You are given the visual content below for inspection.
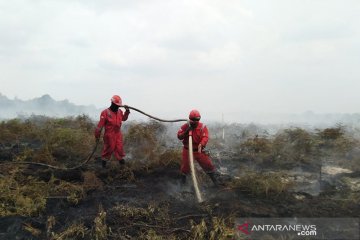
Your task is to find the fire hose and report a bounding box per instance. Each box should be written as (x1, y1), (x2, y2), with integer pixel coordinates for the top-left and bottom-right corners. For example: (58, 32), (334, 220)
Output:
(123, 105), (187, 122)
(188, 130), (204, 203)
(0, 105), (187, 170)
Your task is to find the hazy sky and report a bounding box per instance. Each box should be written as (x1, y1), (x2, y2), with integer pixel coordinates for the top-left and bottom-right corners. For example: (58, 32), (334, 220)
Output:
(1, 0), (359, 122)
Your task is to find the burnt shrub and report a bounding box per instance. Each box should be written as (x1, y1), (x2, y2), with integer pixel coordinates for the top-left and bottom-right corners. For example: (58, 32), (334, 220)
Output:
(316, 126), (356, 155)
(124, 120), (170, 164)
(0, 116), (95, 166)
(272, 128), (319, 166)
(237, 135), (273, 164)
(229, 171), (294, 197)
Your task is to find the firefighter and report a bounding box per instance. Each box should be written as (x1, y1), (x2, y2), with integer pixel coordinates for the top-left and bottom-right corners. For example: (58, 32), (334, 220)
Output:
(177, 109), (218, 186)
(95, 95), (130, 168)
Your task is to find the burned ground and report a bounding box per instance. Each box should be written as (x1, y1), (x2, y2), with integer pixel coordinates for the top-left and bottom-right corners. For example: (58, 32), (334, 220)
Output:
(0, 116), (359, 239)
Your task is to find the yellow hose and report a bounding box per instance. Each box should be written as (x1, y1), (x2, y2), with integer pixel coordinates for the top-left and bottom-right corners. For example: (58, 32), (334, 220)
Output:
(188, 131), (203, 203)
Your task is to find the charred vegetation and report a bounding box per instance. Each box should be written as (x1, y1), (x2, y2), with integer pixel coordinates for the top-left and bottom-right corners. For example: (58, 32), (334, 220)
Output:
(0, 116), (359, 239)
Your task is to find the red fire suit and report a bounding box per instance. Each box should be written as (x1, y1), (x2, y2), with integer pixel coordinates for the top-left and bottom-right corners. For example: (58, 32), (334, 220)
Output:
(177, 122), (215, 174)
(95, 108), (130, 161)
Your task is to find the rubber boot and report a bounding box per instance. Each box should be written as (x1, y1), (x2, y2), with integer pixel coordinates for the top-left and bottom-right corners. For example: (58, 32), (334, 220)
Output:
(119, 159), (125, 165)
(181, 174), (187, 184)
(101, 160), (107, 168)
(207, 172), (218, 186)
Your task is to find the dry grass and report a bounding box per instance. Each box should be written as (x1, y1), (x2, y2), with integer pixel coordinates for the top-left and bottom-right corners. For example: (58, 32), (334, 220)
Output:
(0, 169), (86, 217)
(0, 168), (48, 216)
(93, 205), (108, 240)
(23, 222), (42, 237)
(124, 120), (165, 161)
(51, 180), (85, 205)
(0, 116), (94, 167)
(190, 217), (235, 240)
(229, 171), (294, 197)
(50, 223), (87, 240)
(110, 203), (157, 223)
(1, 116), (360, 239)
(232, 126), (358, 170)
(123, 121), (181, 174)
(82, 171), (104, 191)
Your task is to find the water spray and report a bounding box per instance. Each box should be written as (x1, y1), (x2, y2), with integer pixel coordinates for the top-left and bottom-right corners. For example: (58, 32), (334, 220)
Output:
(188, 130), (204, 203)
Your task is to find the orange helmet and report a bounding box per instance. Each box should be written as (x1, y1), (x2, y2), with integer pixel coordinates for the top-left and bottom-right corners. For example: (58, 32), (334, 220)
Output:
(189, 109), (201, 121)
(111, 95), (122, 106)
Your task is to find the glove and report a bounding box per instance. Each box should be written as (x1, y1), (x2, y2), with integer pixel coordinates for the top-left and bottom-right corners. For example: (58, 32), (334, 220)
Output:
(186, 120), (192, 132)
(123, 105), (130, 112)
(198, 144), (202, 153)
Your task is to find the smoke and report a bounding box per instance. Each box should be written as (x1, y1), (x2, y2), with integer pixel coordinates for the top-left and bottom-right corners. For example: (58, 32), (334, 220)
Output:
(2, 93), (360, 126)
(2, 93), (359, 199)
(153, 122), (360, 199)
(0, 93), (100, 120)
